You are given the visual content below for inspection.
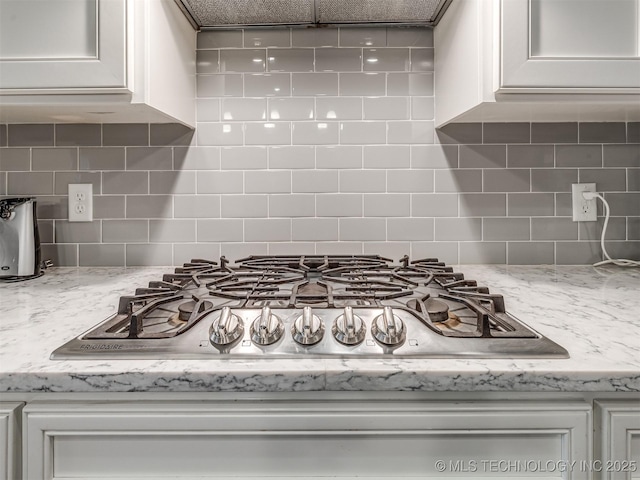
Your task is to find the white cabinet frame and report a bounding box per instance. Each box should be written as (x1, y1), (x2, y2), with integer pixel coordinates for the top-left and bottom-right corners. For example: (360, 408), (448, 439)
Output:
(0, 402), (23, 480)
(0, 0), (127, 92)
(595, 400), (640, 480)
(500, 0), (640, 92)
(23, 399), (591, 480)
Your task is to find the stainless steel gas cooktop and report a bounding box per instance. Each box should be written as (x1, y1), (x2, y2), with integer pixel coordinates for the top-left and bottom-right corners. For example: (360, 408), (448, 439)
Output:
(51, 255), (568, 359)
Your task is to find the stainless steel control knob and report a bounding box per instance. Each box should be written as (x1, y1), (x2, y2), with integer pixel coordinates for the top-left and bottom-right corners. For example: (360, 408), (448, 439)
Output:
(291, 306), (325, 346)
(371, 306), (406, 346)
(209, 306), (244, 349)
(250, 307), (284, 346)
(332, 306), (366, 346)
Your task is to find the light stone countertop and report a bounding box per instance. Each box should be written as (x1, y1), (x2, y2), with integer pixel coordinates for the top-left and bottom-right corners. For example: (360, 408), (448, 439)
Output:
(1, 265), (639, 393)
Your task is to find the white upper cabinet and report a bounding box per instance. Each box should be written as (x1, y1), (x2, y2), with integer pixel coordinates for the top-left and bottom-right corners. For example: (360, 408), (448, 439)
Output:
(0, 0), (126, 90)
(502, 0), (640, 90)
(435, 0), (640, 126)
(0, 0), (196, 126)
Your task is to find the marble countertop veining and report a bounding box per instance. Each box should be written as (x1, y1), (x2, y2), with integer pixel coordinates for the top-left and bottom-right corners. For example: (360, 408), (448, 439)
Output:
(0, 265), (639, 393)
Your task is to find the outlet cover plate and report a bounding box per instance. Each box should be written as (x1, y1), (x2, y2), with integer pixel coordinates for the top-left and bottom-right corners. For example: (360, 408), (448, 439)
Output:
(571, 183), (597, 222)
(68, 183), (93, 222)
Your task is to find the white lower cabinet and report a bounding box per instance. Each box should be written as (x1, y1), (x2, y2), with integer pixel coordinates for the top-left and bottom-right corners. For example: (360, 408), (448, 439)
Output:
(0, 402), (22, 480)
(22, 398), (592, 479)
(595, 400), (640, 480)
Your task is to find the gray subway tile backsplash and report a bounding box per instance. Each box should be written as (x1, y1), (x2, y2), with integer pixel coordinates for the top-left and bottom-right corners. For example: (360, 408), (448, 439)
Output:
(244, 73), (292, 97)
(7, 124), (54, 146)
(507, 145), (554, 168)
(102, 220), (149, 243)
(197, 219), (243, 242)
(0, 148), (30, 171)
(578, 217), (626, 242)
(55, 221), (101, 243)
(435, 218), (482, 241)
(579, 122), (626, 144)
(579, 168), (627, 192)
(603, 145), (640, 167)
(531, 123), (578, 144)
(433, 169), (480, 193)
(483, 218), (530, 241)
(387, 169), (433, 193)
(80, 147), (125, 171)
(2, 26), (638, 266)
(150, 124), (194, 146)
(556, 145), (602, 168)
(531, 217), (578, 241)
(483, 123), (530, 144)
(8, 172), (53, 195)
(531, 169), (578, 192)
(149, 219), (196, 243)
(483, 169), (530, 193)
(150, 171), (196, 195)
(102, 171), (148, 195)
(102, 124), (149, 147)
(412, 193), (458, 217)
(459, 194), (506, 217)
(32, 148), (77, 171)
(55, 124), (101, 146)
(94, 196), (125, 219)
(629, 168), (640, 191)
(79, 244), (125, 267)
(126, 244), (173, 266)
(246, 30), (291, 48)
(459, 145), (506, 169)
(174, 195), (221, 218)
(126, 195), (173, 219)
(459, 242), (506, 264)
(627, 123), (640, 143)
(363, 193), (410, 217)
(507, 193), (555, 217)
(126, 147), (172, 170)
(508, 242), (555, 265)
(270, 194), (315, 217)
(435, 123), (482, 145)
(54, 171), (100, 196)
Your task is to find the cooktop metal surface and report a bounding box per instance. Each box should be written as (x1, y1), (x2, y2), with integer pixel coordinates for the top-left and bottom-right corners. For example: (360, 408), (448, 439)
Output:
(51, 255), (568, 359)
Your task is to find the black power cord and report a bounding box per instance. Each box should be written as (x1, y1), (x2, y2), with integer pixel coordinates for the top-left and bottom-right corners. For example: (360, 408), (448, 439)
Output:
(0, 260), (53, 283)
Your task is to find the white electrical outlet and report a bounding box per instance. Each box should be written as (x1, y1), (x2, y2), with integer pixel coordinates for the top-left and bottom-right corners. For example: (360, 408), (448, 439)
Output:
(571, 183), (597, 222)
(68, 184), (93, 222)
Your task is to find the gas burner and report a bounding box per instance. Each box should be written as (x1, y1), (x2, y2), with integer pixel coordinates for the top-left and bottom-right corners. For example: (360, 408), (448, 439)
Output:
(52, 255), (568, 359)
(177, 300), (214, 322)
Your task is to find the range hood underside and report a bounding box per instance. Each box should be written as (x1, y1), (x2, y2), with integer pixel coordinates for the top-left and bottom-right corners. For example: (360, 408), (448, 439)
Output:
(176, 0), (451, 28)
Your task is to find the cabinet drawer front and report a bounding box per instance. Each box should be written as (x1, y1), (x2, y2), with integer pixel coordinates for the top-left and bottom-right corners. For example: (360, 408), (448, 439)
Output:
(23, 400), (591, 479)
(0, 0), (126, 90)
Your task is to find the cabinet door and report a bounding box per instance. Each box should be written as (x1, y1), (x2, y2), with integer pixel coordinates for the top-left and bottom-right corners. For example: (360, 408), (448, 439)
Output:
(0, 0), (126, 90)
(0, 402), (22, 480)
(23, 399), (591, 479)
(501, 0), (640, 91)
(595, 400), (640, 480)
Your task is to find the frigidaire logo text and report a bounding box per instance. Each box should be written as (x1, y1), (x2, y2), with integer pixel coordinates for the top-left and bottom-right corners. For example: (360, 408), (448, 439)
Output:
(80, 344), (123, 350)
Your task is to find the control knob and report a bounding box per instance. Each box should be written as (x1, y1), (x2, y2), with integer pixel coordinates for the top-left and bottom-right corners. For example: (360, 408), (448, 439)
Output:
(250, 307), (284, 346)
(371, 306), (406, 346)
(209, 307), (244, 350)
(291, 306), (324, 346)
(332, 306), (365, 346)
